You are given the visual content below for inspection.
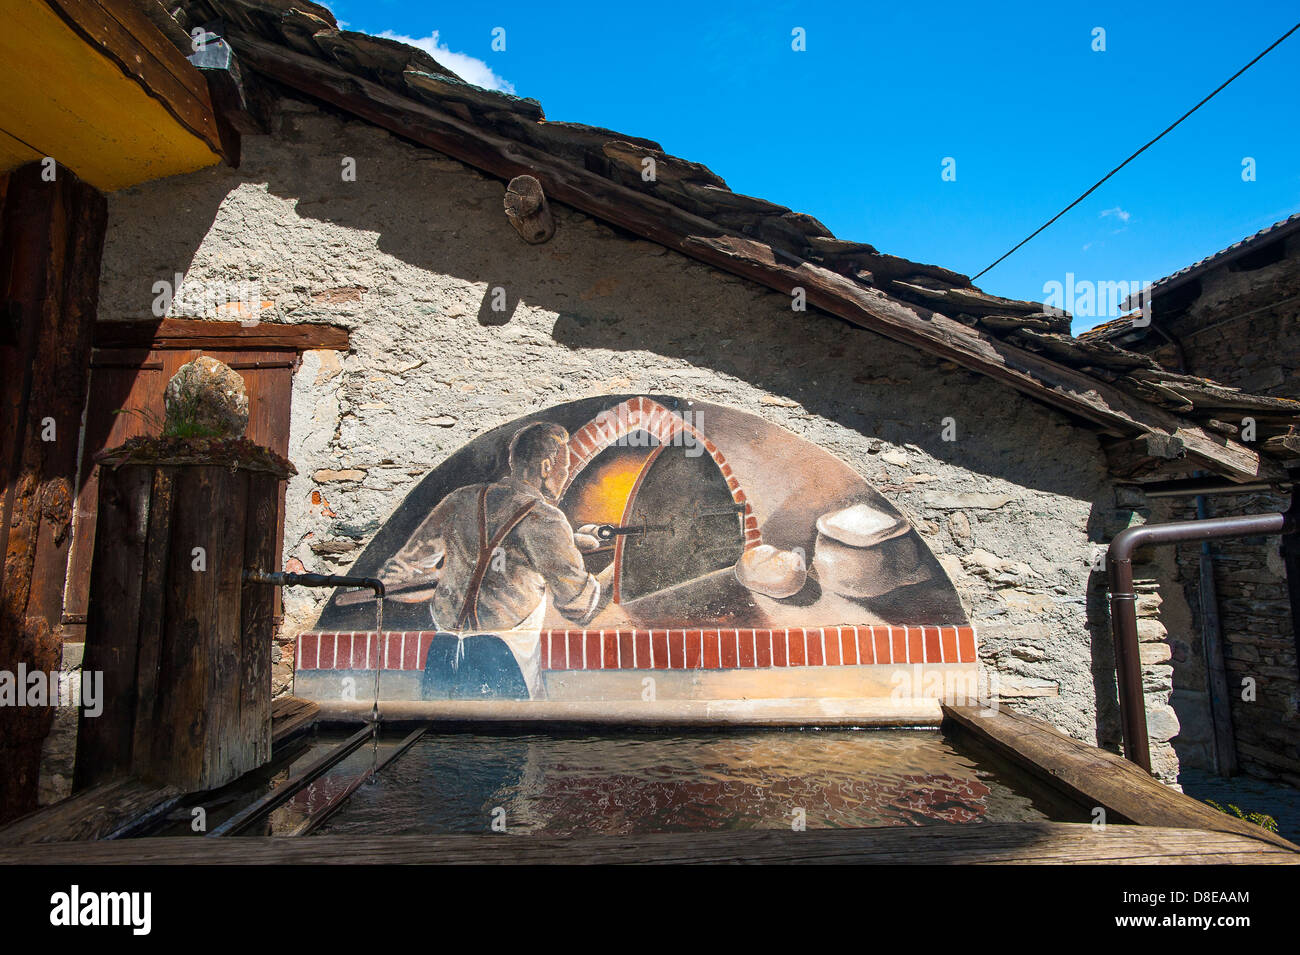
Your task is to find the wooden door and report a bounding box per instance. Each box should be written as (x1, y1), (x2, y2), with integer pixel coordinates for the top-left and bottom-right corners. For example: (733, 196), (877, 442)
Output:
(63, 347), (296, 636)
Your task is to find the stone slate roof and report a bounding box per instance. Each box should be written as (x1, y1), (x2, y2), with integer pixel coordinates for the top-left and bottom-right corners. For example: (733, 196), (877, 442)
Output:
(1079, 212), (1300, 341)
(1132, 212), (1300, 306)
(157, 0), (1300, 474)
(1077, 315), (1139, 345)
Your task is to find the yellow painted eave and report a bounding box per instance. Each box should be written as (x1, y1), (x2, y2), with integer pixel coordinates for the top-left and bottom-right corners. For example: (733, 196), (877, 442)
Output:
(0, 0), (222, 191)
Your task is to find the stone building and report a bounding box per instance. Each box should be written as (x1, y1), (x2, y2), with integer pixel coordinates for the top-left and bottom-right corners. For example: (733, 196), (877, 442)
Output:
(1082, 215), (1300, 783)
(4, 0), (1299, 821)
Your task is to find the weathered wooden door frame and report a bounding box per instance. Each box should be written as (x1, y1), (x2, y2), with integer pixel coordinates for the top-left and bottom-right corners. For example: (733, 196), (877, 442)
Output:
(0, 162), (107, 824)
(64, 320), (348, 639)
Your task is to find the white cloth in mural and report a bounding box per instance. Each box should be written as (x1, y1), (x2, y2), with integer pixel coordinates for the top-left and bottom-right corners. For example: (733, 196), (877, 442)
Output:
(496, 596), (547, 701)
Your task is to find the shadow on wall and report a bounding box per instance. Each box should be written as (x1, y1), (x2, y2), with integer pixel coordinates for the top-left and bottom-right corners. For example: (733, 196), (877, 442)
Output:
(100, 101), (1112, 503)
(1084, 531), (1121, 753)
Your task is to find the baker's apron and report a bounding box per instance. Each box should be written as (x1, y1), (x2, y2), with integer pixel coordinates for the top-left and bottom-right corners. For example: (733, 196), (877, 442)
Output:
(495, 597), (546, 700)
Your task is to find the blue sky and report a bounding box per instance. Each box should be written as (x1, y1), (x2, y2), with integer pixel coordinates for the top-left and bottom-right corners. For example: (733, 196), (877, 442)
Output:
(321, 1), (1300, 332)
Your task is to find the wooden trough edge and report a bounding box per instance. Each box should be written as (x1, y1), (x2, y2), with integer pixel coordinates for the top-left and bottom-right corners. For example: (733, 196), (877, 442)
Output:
(0, 697), (321, 847)
(0, 777), (182, 847)
(312, 696), (944, 727)
(0, 823), (1295, 865)
(941, 704), (1299, 852)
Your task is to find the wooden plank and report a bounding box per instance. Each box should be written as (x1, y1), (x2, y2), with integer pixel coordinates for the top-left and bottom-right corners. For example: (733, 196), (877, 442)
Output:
(231, 32), (1279, 483)
(1263, 434), (1300, 456)
(209, 467), (249, 789)
(149, 464), (251, 789)
(93, 318), (350, 351)
(942, 705), (1296, 849)
(62, 359), (164, 629)
(127, 466), (176, 780)
(240, 471), (278, 769)
(0, 823), (1293, 864)
(0, 777), (181, 846)
(0, 162), (107, 822)
(270, 697), (319, 747)
(239, 359), (294, 617)
(1199, 552), (1238, 775)
(74, 465), (153, 790)
(42, 0), (229, 163)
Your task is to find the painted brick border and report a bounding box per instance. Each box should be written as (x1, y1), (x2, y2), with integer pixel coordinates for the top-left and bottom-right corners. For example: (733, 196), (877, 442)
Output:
(295, 625), (977, 671)
(562, 396), (762, 551)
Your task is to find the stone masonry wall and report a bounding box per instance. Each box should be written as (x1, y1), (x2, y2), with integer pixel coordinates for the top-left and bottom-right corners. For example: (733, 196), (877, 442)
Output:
(75, 94), (1201, 794)
(1137, 242), (1300, 782)
(1143, 233), (1300, 400)
(1157, 491), (1299, 784)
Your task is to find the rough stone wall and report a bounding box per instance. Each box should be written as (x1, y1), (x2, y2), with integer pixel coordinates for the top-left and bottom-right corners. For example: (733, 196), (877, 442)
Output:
(1135, 243), (1300, 782)
(1155, 488), (1297, 783)
(1115, 499), (1214, 777)
(85, 95), (1197, 788)
(1143, 234), (1300, 400)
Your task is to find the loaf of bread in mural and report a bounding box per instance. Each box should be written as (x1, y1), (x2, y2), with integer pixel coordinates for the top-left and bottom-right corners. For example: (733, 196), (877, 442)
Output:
(298, 396), (973, 703)
(734, 544), (808, 598)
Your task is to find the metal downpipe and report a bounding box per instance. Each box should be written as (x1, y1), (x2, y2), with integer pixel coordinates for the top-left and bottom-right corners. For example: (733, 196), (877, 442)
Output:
(1107, 511), (1293, 773)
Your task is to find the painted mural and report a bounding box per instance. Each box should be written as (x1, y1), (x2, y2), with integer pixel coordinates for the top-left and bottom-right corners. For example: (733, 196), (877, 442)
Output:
(297, 396), (975, 704)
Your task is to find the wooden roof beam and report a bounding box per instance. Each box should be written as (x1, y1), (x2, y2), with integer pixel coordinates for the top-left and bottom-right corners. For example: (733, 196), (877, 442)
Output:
(230, 32), (1283, 484)
(1102, 434), (1192, 482)
(44, 0), (233, 166)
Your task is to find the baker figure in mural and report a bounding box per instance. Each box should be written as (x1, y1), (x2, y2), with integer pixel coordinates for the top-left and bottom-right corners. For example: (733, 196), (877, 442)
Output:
(380, 422), (613, 701)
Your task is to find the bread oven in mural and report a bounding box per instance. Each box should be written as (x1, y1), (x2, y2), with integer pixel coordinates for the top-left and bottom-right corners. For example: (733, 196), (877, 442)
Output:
(296, 396), (975, 706)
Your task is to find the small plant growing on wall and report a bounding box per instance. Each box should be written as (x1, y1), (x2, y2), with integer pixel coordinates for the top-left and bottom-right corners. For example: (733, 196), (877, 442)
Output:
(1204, 799), (1279, 833)
(114, 355), (249, 439)
(99, 356), (290, 474)
(113, 394), (225, 440)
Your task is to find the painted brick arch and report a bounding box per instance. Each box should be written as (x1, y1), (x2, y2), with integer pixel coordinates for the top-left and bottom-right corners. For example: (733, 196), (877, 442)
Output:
(563, 397), (762, 550)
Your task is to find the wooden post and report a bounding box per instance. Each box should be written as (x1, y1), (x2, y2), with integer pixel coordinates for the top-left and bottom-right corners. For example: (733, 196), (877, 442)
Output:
(0, 161), (107, 824)
(503, 175), (555, 244)
(1198, 546), (1237, 775)
(75, 447), (290, 792)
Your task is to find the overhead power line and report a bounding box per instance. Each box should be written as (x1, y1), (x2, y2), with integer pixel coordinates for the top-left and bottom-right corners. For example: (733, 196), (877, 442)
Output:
(972, 20), (1300, 282)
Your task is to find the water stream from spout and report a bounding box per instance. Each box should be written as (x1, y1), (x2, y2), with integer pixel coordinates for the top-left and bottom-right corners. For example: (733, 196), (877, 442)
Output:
(369, 598), (382, 782)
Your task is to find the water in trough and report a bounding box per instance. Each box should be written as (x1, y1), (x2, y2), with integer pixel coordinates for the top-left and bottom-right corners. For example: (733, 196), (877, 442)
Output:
(306, 727), (1090, 836)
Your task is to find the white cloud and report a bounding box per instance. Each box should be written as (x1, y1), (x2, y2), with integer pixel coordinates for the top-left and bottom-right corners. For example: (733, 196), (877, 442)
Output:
(377, 31), (515, 94)
(1099, 206), (1131, 223)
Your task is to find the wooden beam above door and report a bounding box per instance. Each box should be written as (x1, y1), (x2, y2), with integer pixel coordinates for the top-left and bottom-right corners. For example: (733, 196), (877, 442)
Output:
(94, 318), (350, 351)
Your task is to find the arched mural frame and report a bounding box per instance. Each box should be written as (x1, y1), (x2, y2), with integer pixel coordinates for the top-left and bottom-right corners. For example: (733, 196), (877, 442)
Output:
(297, 395), (976, 707)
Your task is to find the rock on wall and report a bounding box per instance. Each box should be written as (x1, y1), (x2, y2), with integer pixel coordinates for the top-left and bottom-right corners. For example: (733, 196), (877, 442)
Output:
(93, 96), (1170, 771)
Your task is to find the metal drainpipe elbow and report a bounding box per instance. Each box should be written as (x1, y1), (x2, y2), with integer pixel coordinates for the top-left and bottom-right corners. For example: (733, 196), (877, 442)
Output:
(1106, 510), (1294, 774)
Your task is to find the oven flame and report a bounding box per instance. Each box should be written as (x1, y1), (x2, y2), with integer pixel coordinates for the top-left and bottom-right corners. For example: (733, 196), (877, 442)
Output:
(565, 444), (656, 526)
